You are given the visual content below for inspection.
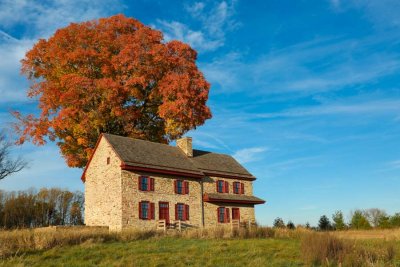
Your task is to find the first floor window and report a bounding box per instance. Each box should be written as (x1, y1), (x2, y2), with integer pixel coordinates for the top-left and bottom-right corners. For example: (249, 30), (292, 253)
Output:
(139, 201), (154, 220)
(175, 203), (189, 221)
(217, 207), (230, 223)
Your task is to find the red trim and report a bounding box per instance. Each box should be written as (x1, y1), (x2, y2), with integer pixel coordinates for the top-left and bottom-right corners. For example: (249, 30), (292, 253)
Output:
(203, 171), (256, 181)
(121, 164), (203, 179)
(203, 194), (266, 205)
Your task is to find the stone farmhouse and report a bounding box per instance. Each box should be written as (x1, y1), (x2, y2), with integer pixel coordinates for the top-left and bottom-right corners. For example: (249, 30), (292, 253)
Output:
(82, 133), (265, 231)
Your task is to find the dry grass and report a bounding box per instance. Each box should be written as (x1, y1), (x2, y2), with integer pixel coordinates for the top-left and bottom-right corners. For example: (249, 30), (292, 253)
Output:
(332, 228), (400, 240)
(301, 232), (397, 266)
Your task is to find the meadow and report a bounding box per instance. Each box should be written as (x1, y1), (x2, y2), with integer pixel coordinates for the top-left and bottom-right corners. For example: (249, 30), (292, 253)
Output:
(0, 227), (399, 266)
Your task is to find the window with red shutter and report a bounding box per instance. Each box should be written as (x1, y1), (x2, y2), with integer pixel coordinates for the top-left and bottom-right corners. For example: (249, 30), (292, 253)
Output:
(139, 201), (149, 220)
(185, 204), (189, 220)
(240, 183), (245, 194)
(217, 207), (225, 223)
(139, 176), (150, 191)
(224, 181), (229, 193)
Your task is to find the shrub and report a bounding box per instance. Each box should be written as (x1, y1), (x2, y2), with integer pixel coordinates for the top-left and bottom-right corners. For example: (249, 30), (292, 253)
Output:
(286, 221), (295, 230)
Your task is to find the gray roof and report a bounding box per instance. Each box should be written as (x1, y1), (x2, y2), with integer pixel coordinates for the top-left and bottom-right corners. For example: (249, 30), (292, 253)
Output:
(103, 134), (255, 179)
(204, 193), (265, 204)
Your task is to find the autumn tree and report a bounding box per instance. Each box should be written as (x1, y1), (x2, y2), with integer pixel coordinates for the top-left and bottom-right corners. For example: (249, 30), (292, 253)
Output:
(14, 14), (212, 168)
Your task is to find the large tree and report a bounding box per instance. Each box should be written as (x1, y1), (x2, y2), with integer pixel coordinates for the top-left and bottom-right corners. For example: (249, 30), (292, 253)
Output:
(13, 14), (212, 168)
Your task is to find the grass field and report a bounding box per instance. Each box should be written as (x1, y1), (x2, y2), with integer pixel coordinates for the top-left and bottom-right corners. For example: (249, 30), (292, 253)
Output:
(1, 227), (400, 266)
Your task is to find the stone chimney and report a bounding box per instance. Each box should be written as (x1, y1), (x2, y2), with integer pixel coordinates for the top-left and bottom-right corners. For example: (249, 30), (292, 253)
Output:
(176, 137), (193, 157)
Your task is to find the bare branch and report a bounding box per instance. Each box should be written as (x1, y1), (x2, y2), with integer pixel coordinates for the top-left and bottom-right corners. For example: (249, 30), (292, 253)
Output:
(0, 130), (27, 180)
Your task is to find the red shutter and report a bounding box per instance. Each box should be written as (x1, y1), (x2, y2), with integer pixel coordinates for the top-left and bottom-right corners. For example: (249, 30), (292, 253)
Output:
(240, 183), (245, 194)
(225, 181), (229, 193)
(221, 181), (225, 193)
(216, 181), (219, 192)
(184, 181), (189, 194)
(225, 208), (230, 223)
(139, 202), (142, 219)
(185, 205), (189, 220)
(238, 208), (240, 221)
(150, 178), (154, 191)
(150, 202), (155, 220)
(175, 204), (178, 220)
(217, 208), (221, 223)
(174, 180), (177, 194)
(138, 177), (142, 191)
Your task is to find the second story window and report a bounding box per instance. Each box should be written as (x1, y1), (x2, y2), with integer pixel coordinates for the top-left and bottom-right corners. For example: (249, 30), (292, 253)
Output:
(216, 180), (229, 193)
(233, 182), (245, 194)
(139, 176), (154, 191)
(174, 180), (189, 194)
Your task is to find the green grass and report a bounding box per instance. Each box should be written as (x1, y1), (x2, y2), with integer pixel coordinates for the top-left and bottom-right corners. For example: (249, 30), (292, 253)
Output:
(0, 238), (303, 267)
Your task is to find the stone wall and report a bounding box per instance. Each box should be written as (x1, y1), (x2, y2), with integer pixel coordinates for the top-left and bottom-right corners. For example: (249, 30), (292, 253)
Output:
(202, 176), (255, 228)
(84, 137), (123, 231)
(121, 170), (203, 230)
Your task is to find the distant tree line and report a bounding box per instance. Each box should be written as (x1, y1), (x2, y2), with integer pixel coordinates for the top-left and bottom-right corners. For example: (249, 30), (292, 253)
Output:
(0, 188), (84, 229)
(273, 208), (400, 231)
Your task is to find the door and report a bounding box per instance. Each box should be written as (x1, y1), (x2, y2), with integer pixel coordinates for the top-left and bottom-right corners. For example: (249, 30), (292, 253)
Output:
(232, 208), (240, 221)
(159, 202), (170, 224)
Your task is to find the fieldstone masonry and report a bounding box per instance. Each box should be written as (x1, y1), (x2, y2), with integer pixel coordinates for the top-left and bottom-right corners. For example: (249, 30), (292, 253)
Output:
(84, 135), (264, 230)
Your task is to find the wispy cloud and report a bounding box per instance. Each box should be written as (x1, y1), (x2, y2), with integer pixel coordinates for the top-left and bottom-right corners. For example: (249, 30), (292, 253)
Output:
(233, 147), (267, 164)
(0, 1), (124, 104)
(201, 35), (400, 95)
(0, 0), (124, 38)
(155, 1), (239, 52)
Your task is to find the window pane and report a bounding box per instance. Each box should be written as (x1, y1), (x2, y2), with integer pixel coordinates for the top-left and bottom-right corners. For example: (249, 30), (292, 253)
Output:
(219, 207), (225, 222)
(177, 180), (183, 194)
(141, 177), (148, 191)
(141, 202), (148, 219)
(177, 204), (184, 220)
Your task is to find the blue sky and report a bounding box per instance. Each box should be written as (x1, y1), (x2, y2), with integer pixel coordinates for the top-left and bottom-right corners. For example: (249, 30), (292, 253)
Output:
(0, 0), (400, 226)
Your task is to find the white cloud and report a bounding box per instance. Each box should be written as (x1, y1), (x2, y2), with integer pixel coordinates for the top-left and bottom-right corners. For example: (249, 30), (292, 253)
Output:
(156, 1), (239, 52)
(233, 147), (267, 164)
(201, 35), (400, 95)
(0, 0), (124, 38)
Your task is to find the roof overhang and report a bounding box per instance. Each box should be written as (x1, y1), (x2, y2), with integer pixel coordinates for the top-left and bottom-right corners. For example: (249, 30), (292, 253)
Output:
(202, 171), (256, 181)
(121, 163), (204, 179)
(203, 193), (266, 205)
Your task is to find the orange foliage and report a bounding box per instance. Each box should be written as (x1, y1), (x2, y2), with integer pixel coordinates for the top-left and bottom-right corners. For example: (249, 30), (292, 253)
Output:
(14, 14), (212, 168)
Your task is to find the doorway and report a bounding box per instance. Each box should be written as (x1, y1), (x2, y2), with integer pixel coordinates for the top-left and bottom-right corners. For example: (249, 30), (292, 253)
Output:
(159, 202), (170, 224)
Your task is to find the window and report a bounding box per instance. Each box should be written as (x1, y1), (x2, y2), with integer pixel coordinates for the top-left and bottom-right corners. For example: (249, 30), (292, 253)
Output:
(106, 157), (110, 165)
(177, 180), (183, 194)
(139, 176), (154, 191)
(175, 203), (189, 221)
(233, 182), (245, 194)
(174, 180), (189, 194)
(216, 180), (229, 193)
(139, 201), (155, 220)
(217, 207), (230, 223)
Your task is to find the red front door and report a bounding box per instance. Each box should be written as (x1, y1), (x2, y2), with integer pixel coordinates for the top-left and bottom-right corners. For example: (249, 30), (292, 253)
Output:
(232, 208), (240, 221)
(159, 202), (169, 224)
